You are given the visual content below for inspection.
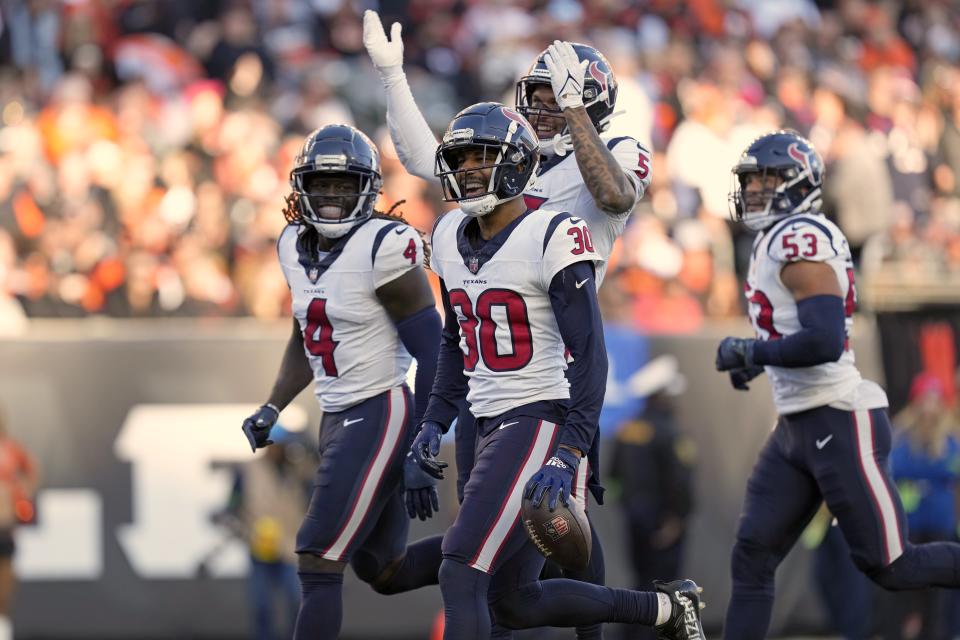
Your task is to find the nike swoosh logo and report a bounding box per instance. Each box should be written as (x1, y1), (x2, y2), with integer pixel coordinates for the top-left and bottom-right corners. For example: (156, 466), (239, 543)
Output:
(498, 421), (519, 430)
(394, 227), (406, 235)
(815, 434), (833, 450)
(344, 418), (365, 427)
(569, 217), (582, 224)
(575, 279), (590, 289)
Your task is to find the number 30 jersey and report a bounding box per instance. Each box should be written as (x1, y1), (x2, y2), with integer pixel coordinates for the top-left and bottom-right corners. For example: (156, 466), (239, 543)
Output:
(746, 213), (887, 415)
(431, 208), (601, 418)
(277, 219), (424, 412)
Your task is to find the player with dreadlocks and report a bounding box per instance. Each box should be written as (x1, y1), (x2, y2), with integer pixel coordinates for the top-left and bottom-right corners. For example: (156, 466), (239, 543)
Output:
(240, 124), (445, 640)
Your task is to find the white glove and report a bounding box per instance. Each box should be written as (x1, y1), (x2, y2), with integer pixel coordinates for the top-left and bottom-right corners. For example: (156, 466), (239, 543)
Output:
(363, 10), (404, 71)
(543, 40), (588, 111)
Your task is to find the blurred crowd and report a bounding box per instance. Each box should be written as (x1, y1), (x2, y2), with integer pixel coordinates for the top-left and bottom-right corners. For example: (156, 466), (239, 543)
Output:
(1, 0), (960, 329)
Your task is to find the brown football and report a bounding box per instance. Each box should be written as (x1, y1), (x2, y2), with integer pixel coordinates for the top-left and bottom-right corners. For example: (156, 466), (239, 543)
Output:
(521, 496), (592, 571)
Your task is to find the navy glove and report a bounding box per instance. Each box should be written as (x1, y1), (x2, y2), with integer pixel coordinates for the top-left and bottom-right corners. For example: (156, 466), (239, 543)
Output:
(729, 365), (765, 391)
(716, 337), (757, 371)
(410, 421), (448, 480)
(404, 452), (440, 520)
(523, 447), (580, 512)
(241, 403), (279, 452)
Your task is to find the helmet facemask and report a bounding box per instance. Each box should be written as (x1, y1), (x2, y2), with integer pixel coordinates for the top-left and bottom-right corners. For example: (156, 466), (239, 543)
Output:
(436, 138), (536, 218)
(290, 168), (379, 238)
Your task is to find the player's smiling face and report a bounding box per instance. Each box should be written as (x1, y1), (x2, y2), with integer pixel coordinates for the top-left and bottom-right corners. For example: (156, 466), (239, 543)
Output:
(453, 146), (494, 198)
(303, 173), (359, 220)
(527, 85), (566, 140)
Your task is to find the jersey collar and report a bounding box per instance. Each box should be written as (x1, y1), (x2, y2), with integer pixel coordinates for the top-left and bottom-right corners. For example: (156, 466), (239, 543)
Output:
(296, 221), (365, 282)
(456, 210), (533, 275)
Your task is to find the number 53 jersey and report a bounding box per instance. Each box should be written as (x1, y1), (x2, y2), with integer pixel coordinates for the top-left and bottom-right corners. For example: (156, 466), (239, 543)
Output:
(277, 219), (424, 412)
(746, 213), (887, 415)
(431, 208), (601, 418)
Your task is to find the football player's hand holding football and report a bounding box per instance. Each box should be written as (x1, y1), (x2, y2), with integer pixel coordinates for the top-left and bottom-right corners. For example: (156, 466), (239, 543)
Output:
(241, 403), (279, 452)
(543, 40), (588, 111)
(729, 365), (765, 391)
(363, 10), (404, 71)
(524, 446), (579, 511)
(404, 452), (440, 521)
(410, 421), (448, 480)
(715, 337), (757, 371)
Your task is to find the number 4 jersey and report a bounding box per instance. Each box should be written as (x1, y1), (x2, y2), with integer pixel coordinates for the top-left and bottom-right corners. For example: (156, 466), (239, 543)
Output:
(431, 208), (600, 418)
(746, 213), (887, 415)
(277, 219), (423, 412)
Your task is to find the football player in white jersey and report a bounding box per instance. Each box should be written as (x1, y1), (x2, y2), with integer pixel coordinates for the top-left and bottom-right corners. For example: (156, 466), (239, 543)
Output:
(363, 16), (650, 636)
(407, 102), (705, 640)
(239, 125), (448, 640)
(715, 130), (960, 640)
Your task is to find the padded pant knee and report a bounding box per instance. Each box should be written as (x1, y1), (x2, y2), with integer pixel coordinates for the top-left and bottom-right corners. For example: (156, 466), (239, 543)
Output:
(731, 537), (782, 598)
(490, 584), (539, 630)
(439, 559), (493, 640)
(864, 542), (960, 591)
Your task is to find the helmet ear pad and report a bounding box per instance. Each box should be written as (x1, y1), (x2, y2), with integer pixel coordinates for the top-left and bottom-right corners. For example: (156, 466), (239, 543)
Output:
(497, 155), (533, 198)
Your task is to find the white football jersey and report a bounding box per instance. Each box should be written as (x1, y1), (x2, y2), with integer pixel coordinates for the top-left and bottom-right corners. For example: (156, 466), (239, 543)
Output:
(521, 134), (650, 285)
(277, 219), (424, 412)
(380, 74), (648, 286)
(431, 208), (601, 417)
(746, 213), (887, 414)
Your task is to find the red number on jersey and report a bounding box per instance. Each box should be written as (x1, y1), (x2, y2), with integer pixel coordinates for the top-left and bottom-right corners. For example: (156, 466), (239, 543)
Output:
(782, 232), (819, 259)
(447, 288), (533, 372)
(476, 289), (533, 371)
(636, 151), (650, 180)
(747, 288), (781, 340)
(304, 298), (339, 376)
(782, 233), (799, 260)
(567, 225), (595, 255)
(802, 233), (818, 258)
(447, 289), (480, 371)
(403, 238), (417, 265)
(844, 267), (857, 317)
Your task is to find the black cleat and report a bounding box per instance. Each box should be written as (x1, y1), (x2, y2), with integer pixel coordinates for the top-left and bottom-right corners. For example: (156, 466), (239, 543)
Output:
(653, 578), (706, 640)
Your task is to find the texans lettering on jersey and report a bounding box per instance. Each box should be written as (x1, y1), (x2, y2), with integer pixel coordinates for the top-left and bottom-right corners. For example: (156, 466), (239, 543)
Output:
(431, 208), (601, 417)
(522, 135), (651, 285)
(277, 219), (423, 412)
(746, 214), (887, 414)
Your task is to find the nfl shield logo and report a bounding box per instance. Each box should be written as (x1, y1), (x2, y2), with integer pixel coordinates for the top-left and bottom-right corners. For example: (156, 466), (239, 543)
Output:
(307, 267), (320, 284)
(468, 256), (480, 274)
(545, 515), (570, 541)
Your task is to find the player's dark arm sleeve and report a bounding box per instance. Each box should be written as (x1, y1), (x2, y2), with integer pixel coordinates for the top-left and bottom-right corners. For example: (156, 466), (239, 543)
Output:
(266, 318), (315, 410)
(549, 260), (608, 454)
(421, 279), (469, 430)
(751, 294), (846, 368)
(394, 306), (442, 426)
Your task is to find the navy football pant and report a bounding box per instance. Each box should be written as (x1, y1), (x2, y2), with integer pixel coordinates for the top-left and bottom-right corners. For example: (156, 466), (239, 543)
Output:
(723, 405), (960, 640)
(293, 387), (441, 639)
(440, 414), (658, 639)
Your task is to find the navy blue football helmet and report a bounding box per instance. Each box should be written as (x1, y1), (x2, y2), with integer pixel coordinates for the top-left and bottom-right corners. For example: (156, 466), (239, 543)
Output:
(289, 124), (382, 238)
(729, 129), (825, 231)
(515, 43), (618, 148)
(435, 102), (540, 217)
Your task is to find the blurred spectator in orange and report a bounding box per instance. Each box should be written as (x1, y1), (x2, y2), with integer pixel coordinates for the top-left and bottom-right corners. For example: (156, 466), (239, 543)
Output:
(0, 408), (39, 640)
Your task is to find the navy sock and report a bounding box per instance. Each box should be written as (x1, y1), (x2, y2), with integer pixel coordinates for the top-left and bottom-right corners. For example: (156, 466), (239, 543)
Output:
(868, 541), (960, 590)
(293, 571), (343, 640)
(492, 579), (658, 628)
(374, 535), (443, 594)
(439, 559), (492, 640)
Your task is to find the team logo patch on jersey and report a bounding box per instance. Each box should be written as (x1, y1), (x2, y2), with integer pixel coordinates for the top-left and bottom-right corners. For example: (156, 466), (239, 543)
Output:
(468, 255), (480, 274)
(545, 515), (570, 541)
(307, 266), (320, 284)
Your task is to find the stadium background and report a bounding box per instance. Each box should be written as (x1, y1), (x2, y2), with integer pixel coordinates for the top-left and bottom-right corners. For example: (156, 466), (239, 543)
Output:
(1, 0), (959, 638)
